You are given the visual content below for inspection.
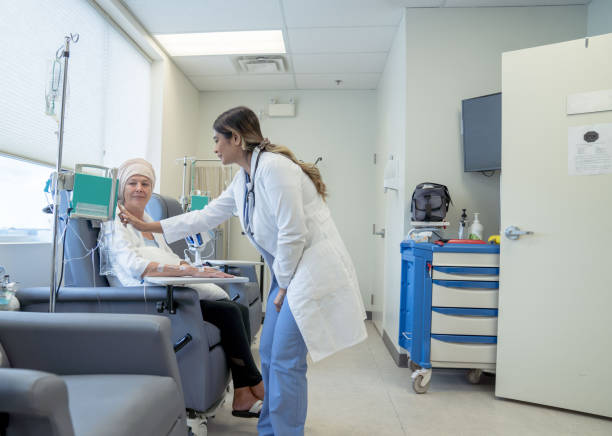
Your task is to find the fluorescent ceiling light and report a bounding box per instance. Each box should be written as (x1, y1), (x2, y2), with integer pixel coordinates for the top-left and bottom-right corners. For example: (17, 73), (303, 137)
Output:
(155, 30), (286, 56)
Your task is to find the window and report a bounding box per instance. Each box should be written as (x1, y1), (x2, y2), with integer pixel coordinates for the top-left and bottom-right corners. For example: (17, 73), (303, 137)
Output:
(0, 0), (151, 242)
(0, 155), (54, 243)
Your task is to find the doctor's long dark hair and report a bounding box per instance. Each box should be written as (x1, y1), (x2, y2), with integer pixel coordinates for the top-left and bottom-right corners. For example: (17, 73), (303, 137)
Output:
(213, 106), (328, 200)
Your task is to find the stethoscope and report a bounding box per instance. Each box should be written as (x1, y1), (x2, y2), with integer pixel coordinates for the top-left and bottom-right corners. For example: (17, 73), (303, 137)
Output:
(243, 147), (264, 236)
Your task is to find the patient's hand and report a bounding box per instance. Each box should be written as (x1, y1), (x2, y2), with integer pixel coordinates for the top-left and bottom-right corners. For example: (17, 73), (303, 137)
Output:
(192, 267), (234, 279)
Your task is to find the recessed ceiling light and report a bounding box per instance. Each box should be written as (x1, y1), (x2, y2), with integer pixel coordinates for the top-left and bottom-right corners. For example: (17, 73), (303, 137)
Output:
(154, 30), (286, 56)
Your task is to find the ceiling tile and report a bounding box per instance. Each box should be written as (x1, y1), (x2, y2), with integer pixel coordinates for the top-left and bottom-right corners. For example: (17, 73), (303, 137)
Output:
(173, 56), (237, 76)
(282, 0), (403, 28)
(291, 53), (387, 74)
(189, 74), (296, 91)
(123, 0), (283, 34)
(443, 0), (589, 5)
(386, 0), (444, 6)
(288, 27), (397, 54)
(295, 73), (380, 90)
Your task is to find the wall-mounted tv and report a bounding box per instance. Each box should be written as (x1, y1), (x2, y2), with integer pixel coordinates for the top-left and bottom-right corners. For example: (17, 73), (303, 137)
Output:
(461, 92), (501, 172)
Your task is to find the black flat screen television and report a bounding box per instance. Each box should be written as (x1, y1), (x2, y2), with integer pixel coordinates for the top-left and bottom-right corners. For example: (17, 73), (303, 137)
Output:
(461, 92), (501, 172)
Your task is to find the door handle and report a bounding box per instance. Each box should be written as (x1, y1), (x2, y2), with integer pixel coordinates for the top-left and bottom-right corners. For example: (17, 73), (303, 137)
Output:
(373, 224), (385, 238)
(504, 225), (533, 240)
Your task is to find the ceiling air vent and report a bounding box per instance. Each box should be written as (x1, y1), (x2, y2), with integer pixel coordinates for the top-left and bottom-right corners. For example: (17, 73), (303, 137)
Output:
(236, 56), (287, 73)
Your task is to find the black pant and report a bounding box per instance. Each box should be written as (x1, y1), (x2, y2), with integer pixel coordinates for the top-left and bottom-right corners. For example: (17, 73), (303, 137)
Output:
(200, 300), (262, 389)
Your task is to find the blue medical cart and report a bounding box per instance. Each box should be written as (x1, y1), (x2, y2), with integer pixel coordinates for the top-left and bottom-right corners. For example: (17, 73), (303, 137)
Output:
(399, 240), (500, 393)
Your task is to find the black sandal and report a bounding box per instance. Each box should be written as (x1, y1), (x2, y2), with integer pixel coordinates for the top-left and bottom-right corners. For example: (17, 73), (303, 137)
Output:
(232, 400), (263, 418)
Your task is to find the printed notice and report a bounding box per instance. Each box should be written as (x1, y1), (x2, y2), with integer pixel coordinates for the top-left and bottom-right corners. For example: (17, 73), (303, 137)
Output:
(568, 123), (612, 176)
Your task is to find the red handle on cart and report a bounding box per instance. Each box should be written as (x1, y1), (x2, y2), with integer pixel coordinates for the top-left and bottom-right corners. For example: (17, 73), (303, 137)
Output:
(446, 239), (486, 244)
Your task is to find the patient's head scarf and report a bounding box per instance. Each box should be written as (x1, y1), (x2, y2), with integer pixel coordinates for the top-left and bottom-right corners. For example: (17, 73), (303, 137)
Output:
(118, 158), (156, 201)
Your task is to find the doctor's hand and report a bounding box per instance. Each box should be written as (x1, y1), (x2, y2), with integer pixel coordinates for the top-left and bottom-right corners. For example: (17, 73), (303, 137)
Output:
(118, 204), (148, 231)
(274, 288), (287, 312)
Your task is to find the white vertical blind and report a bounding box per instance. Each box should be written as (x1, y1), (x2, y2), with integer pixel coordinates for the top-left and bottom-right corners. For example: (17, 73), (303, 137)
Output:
(0, 0), (151, 169)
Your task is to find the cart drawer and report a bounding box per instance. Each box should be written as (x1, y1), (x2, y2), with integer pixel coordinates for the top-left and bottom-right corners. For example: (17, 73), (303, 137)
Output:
(431, 308), (498, 336)
(432, 280), (498, 308)
(430, 335), (497, 364)
(432, 252), (499, 267)
(432, 266), (498, 281)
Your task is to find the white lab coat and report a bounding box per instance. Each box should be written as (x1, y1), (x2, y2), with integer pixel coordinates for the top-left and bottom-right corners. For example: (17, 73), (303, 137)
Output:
(161, 149), (367, 361)
(100, 212), (228, 300)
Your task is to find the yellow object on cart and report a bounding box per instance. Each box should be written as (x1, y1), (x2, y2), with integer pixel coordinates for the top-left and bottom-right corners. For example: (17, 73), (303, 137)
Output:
(488, 234), (500, 244)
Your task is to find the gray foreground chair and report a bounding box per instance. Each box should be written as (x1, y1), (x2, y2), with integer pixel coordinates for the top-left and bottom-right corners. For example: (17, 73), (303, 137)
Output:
(0, 311), (187, 436)
(17, 287), (230, 415)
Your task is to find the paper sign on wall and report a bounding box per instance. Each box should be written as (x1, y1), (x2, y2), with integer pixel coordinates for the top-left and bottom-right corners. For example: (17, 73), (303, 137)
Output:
(568, 123), (612, 176)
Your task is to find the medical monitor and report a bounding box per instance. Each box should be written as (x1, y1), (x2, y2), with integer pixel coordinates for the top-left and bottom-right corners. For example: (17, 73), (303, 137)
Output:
(461, 92), (501, 172)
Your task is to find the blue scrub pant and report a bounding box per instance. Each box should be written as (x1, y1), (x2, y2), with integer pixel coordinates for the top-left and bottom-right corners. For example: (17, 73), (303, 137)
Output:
(257, 284), (308, 436)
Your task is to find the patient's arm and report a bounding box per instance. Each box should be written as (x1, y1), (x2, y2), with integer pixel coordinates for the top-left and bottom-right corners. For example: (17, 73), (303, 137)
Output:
(142, 262), (233, 279)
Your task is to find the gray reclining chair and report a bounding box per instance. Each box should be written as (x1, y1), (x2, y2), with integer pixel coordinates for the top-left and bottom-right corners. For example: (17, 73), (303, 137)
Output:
(17, 192), (231, 418)
(146, 193), (262, 339)
(0, 311), (187, 436)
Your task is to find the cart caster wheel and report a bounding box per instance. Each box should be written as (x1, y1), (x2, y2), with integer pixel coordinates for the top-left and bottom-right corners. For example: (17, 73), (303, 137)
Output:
(412, 374), (430, 394)
(409, 359), (420, 372)
(467, 369), (483, 384)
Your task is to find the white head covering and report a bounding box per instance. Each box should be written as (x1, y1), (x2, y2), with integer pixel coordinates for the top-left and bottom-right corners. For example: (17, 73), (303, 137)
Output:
(118, 158), (156, 201)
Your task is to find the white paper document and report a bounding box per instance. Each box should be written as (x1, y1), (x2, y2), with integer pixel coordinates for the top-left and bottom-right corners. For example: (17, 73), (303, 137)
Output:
(568, 123), (612, 176)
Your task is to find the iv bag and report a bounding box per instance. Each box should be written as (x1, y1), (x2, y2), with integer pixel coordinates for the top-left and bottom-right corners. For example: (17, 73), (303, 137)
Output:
(44, 58), (65, 119)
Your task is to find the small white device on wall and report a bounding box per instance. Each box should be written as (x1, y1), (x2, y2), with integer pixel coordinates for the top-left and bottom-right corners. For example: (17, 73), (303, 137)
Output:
(383, 154), (399, 192)
(268, 98), (296, 117)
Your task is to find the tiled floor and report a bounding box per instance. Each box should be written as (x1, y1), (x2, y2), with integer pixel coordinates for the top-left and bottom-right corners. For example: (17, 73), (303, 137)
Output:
(206, 322), (612, 435)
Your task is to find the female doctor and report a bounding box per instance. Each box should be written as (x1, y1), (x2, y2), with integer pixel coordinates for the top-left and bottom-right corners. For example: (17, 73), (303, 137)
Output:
(118, 106), (367, 436)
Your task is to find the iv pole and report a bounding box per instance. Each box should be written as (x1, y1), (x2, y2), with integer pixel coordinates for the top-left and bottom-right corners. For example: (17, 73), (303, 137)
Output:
(177, 156), (233, 257)
(49, 33), (79, 313)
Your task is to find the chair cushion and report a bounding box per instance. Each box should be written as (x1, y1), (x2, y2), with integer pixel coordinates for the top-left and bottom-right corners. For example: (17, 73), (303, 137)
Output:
(63, 374), (183, 436)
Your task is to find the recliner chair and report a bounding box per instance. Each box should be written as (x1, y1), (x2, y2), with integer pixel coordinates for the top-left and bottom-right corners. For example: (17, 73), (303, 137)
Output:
(17, 192), (231, 418)
(0, 311), (187, 436)
(18, 192), (263, 421)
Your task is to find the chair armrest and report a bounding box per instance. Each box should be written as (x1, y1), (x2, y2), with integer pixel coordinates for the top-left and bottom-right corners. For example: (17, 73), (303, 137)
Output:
(17, 286), (199, 305)
(17, 286), (221, 352)
(0, 312), (184, 401)
(0, 368), (75, 436)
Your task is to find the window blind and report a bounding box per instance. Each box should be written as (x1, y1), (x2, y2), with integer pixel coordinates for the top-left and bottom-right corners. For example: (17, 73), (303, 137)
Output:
(0, 0), (151, 169)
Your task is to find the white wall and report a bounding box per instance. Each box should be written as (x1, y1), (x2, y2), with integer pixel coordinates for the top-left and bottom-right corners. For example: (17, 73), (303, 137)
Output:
(374, 13), (407, 335)
(158, 60), (200, 198)
(379, 5), (587, 355)
(587, 0), (612, 37)
(198, 90), (377, 307)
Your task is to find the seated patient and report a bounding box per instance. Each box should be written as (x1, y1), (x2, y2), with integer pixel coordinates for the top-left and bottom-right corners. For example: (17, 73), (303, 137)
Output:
(100, 158), (264, 418)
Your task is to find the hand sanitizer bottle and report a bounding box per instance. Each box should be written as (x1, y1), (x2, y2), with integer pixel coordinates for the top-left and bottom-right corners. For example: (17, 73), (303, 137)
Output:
(469, 213), (483, 240)
(458, 209), (468, 239)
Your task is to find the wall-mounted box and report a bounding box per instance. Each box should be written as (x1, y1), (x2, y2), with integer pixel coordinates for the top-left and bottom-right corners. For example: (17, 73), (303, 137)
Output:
(268, 103), (295, 117)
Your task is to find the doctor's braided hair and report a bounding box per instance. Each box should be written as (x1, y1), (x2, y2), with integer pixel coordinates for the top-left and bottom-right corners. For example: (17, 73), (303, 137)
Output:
(213, 106), (328, 200)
